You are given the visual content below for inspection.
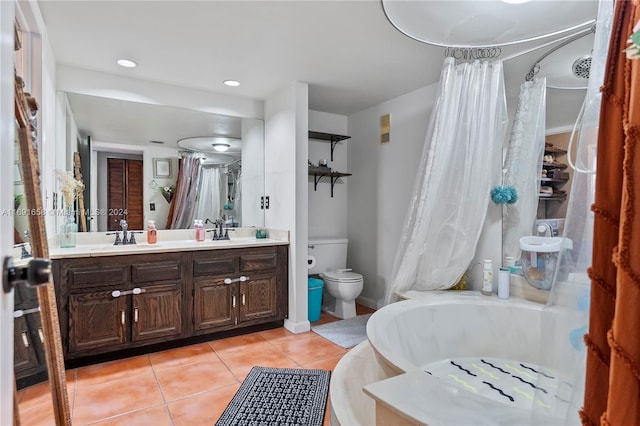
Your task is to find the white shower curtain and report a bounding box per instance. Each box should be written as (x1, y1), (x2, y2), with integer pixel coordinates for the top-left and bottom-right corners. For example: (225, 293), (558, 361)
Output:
(502, 78), (547, 261)
(386, 58), (508, 302)
(193, 166), (223, 224)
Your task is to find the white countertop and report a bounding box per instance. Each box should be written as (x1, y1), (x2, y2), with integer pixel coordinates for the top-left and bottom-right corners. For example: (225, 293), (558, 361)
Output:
(48, 228), (289, 259)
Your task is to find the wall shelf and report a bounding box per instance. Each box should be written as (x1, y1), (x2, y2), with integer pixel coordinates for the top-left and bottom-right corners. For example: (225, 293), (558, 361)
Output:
(542, 162), (567, 169)
(308, 131), (351, 161)
(309, 169), (352, 197)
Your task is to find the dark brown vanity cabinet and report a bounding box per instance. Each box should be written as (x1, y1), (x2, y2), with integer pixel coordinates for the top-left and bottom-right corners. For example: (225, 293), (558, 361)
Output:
(53, 245), (288, 361)
(57, 254), (186, 358)
(192, 247), (283, 333)
(14, 286), (48, 388)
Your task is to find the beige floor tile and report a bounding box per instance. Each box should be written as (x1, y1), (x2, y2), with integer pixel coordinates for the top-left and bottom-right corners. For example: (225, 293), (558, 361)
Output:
(155, 359), (238, 402)
(149, 342), (219, 372)
(168, 383), (240, 426)
(73, 371), (163, 425)
(91, 404), (173, 426)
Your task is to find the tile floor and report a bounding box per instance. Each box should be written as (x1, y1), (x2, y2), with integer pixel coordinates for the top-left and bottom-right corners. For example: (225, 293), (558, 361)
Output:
(17, 305), (375, 426)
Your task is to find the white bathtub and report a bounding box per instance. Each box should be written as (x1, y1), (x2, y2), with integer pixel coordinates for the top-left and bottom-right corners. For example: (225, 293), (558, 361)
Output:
(332, 291), (579, 425)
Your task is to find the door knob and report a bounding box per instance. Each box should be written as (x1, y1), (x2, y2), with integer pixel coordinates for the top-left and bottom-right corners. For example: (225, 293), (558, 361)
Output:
(3, 256), (51, 293)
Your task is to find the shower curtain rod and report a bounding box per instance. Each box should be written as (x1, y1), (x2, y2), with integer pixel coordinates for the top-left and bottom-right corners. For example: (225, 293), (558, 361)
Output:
(380, 0), (596, 50)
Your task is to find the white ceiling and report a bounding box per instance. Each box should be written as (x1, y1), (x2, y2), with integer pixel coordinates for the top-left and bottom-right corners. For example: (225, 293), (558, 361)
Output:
(38, 0), (599, 135)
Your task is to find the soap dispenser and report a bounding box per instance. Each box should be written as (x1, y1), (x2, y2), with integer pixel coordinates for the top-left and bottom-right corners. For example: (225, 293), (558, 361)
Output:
(194, 220), (205, 242)
(147, 220), (157, 244)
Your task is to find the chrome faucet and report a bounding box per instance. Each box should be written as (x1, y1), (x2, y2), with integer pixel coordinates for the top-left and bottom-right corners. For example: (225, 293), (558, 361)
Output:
(120, 219), (128, 243)
(536, 222), (554, 237)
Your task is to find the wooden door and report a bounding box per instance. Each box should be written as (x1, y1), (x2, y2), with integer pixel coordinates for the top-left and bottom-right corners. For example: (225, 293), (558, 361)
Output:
(68, 290), (128, 354)
(238, 273), (277, 323)
(193, 277), (235, 331)
(107, 158), (143, 230)
(132, 284), (182, 342)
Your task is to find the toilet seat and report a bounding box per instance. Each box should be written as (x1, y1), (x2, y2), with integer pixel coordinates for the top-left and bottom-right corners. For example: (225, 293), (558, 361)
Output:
(321, 270), (363, 283)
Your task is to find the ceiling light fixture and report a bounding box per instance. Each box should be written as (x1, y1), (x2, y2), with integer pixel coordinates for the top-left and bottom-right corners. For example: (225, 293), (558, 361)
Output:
(212, 143), (230, 152)
(117, 59), (137, 68)
(223, 80), (240, 87)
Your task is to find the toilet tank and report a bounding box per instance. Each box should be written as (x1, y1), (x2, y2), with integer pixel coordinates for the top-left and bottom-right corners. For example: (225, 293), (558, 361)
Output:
(308, 238), (348, 274)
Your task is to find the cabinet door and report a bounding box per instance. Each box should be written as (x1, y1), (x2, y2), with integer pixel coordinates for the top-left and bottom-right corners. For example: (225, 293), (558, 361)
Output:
(13, 316), (39, 374)
(69, 290), (128, 353)
(132, 283), (182, 342)
(238, 273), (277, 323)
(194, 277), (235, 331)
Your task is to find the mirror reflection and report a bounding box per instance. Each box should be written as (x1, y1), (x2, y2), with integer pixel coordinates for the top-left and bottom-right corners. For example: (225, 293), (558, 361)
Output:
(60, 92), (264, 232)
(13, 113), (52, 411)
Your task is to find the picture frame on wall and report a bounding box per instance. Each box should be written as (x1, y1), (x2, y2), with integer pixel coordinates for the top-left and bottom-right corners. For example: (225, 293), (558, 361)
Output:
(153, 158), (172, 178)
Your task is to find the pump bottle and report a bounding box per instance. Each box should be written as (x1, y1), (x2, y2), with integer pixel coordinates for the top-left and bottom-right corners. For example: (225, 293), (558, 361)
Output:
(147, 220), (157, 244)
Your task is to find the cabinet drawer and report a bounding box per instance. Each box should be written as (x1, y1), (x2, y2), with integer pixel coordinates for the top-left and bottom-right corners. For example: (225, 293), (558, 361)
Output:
(132, 261), (182, 283)
(193, 254), (237, 276)
(240, 250), (277, 272)
(69, 265), (129, 289)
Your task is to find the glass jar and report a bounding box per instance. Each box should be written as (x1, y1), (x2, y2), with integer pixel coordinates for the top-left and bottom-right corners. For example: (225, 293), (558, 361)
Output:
(59, 210), (78, 248)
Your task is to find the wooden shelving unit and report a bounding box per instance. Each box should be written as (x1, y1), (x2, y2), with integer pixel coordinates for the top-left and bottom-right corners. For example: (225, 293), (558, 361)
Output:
(308, 131), (352, 197)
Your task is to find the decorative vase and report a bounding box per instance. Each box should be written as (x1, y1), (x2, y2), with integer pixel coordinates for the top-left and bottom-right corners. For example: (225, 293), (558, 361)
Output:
(161, 191), (173, 203)
(59, 210), (78, 248)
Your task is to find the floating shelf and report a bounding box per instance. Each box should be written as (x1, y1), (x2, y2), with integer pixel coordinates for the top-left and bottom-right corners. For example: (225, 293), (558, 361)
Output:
(539, 193), (567, 202)
(309, 131), (351, 161)
(544, 146), (567, 155)
(542, 162), (567, 169)
(309, 169), (352, 197)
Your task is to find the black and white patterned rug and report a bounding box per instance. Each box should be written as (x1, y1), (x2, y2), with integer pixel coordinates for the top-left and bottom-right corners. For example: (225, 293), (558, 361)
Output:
(216, 366), (331, 426)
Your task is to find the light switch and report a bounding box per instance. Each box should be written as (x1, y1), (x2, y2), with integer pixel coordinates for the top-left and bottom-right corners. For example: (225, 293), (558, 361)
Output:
(150, 203), (155, 211)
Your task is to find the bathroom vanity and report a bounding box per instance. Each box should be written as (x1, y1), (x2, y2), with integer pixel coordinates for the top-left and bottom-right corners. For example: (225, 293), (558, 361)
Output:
(50, 232), (288, 363)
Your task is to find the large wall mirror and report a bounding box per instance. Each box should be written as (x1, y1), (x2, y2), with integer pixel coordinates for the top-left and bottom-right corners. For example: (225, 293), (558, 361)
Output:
(56, 92), (265, 234)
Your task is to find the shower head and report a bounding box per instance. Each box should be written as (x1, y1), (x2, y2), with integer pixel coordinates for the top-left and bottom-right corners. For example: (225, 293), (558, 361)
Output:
(572, 54), (592, 79)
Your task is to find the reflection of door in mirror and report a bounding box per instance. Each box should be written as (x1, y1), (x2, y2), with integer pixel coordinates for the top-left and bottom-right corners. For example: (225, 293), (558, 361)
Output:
(100, 155), (143, 231)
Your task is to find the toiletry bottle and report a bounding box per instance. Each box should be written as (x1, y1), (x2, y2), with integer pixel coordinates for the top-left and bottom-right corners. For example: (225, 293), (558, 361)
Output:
(481, 259), (493, 296)
(498, 267), (510, 299)
(194, 220), (205, 242)
(147, 220), (157, 244)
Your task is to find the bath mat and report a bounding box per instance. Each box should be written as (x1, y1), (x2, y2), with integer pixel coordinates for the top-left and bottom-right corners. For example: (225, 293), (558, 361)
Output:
(216, 366), (330, 426)
(312, 313), (371, 348)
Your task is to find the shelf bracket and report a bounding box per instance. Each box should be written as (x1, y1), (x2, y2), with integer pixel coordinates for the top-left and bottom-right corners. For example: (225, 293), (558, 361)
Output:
(313, 174), (323, 191)
(330, 175), (340, 198)
(330, 137), (339, 161)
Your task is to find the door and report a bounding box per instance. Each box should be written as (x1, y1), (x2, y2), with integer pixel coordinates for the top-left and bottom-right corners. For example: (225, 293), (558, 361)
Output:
(132, 284), (182, 342)
(1, 0), (16, 422)
(107, 158), (143, 230)
(193, 277), (235, 330)
(68, 290), (128, 353)
(238, 273), (277, 322)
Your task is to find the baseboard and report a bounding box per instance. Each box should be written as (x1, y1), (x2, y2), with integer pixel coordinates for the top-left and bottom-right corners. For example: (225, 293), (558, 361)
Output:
(356, 295), (381, 310)
(284, 318), (311, 334)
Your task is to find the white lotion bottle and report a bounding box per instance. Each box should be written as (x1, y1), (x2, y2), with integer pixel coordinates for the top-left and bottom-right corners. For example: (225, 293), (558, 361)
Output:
(498, 267), (510, 299)
(481, 259), (493, 296)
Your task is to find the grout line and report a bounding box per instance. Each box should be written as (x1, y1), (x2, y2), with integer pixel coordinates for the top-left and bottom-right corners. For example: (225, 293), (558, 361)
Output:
(79, 402), (168, 426)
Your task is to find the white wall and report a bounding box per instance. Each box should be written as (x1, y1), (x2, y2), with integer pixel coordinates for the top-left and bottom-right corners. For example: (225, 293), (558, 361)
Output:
(241, 118), (265, 227)
(347, 83), (439, 308)
(264, 82), (309, 333)
(57, 66), (263, 119)
(308, 110), (348, 239)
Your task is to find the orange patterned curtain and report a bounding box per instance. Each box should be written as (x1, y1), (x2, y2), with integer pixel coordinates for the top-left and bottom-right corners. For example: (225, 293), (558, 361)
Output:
(582, 0), (640, 424)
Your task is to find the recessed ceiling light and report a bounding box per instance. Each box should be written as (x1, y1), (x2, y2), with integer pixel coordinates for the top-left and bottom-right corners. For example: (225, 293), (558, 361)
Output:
(212, 143), (230, 152)
(223, 80), (240, 87)
(117, 59), (137, 68)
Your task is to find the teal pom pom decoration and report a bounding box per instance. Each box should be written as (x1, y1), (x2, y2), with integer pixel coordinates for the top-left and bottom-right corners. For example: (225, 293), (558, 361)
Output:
(491, 186), (514, 204)
(491, 169), (518, 205)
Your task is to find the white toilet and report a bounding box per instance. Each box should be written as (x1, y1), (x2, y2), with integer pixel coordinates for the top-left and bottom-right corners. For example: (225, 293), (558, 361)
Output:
(308, 238), (364, 319)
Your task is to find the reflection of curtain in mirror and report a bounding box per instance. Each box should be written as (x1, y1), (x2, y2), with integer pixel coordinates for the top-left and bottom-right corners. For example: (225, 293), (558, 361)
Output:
(502, 79), (546, 261)
(166, 153), (201, 229)
(385, 58), (508, 302)
(193, 166), (223, 224)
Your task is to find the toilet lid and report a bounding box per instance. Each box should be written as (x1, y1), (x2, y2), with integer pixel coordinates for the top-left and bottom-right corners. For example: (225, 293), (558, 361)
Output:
(322, 270), (363, 282)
